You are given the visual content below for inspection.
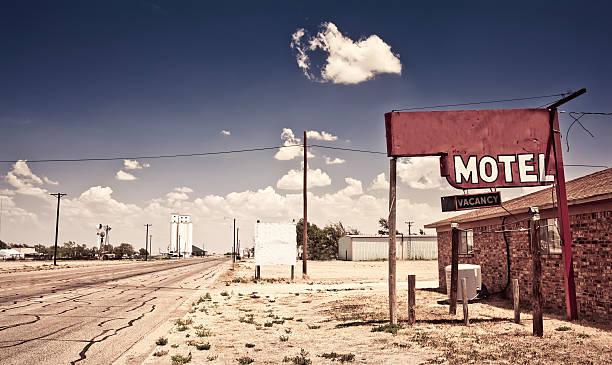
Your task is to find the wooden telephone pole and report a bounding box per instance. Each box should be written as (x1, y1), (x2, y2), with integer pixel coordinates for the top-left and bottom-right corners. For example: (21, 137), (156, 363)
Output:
(144, 224), (152, 261)
(50, 193), (67, 266)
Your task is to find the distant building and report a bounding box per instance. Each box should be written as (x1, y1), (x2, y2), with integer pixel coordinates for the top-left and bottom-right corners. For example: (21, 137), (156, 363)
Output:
(338, 235), (438, 261)
(191, 245), (206, 257)
(0, 248), (23, 260)
(170, 214), (193, 257)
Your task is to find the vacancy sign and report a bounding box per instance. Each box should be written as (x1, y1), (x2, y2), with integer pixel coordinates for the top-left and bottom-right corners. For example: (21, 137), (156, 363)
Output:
(385, 109), (557, 189)
(441, 191), (501, 212)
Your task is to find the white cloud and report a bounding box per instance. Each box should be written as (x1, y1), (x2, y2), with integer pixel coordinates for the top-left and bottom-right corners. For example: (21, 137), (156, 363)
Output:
(174, 187), (194, 193)
(290, 22), (402, 84)
(43, 176), (59, 185)
(123, 159), (150, 170)
(115, 170), (138, 181)
(324, 156), (345, 165)
(397, 157), (448, 190)
(274, 128), (314, 161)
(369, 173), (389, 191)
(276, 168), (331, 190)
(4, 160), (48, 197)
(220, 130), (231, 136)
(306, 130), (338, 141)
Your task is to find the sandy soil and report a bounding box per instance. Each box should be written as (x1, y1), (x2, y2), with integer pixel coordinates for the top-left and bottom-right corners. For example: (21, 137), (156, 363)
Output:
(0, 258), (140, 273)
(144, 259), (612, 365)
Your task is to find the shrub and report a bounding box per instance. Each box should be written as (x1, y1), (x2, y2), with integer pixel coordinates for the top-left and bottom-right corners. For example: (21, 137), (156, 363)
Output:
(245, 343), (255, 348)
(279, 335), (289, 342)
(171, 352), (192, 364)
(555, 326), (571, 332)
(153, 350), (168, 357)
(196, 329), (212, 337)
(196, 342), (211, 351)
(237, 356), (255, 364)
(156, 337), (168, 346)
(371, 324), (402, 335)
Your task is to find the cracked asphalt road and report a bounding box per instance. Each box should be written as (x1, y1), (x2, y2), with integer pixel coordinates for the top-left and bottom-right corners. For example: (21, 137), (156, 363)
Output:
(0, 257), (228, 365)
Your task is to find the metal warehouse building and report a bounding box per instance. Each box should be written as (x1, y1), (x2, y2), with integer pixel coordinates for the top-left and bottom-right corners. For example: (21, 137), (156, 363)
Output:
(338, 235), (437, 261)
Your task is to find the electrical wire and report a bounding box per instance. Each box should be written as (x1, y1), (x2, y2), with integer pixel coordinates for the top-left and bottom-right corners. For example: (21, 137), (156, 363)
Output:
(392, 91), (572, 112)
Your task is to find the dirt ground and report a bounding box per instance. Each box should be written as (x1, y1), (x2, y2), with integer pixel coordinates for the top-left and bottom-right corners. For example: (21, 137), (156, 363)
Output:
(0, 258), (138, 273)
(144, 259), (612, 365)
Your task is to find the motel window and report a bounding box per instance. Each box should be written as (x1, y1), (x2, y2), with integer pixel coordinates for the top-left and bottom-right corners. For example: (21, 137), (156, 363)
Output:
(459, 229), (474, 254)
(540, 218), (562, 254)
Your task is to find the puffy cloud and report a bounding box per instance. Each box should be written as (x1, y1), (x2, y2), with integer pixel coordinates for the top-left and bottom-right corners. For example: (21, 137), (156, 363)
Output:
(4, 160), (48, 196)
(274, 128), (314, 161)
(220, 130), (231, 136)
(397, 157), (448, 190)
(290, 22), (402, 84)
(276, 168), (331, 190)
(43, 176), (59, 185)
(324, 156), (345, 165)
(306, 130), (338, 141)
(123, 159), (150, 170)
(115, 170), (138, 181)
(174, 187), (194, 193)
(369, 173), (389, 191)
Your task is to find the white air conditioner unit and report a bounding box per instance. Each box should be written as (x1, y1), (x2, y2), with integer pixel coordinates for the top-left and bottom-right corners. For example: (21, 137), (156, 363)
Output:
(445, 264), (482, 301)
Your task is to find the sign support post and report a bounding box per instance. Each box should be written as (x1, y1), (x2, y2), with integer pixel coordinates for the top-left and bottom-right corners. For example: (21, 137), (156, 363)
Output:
(547, 89), (585, 320)
(388, 157), (397, 325)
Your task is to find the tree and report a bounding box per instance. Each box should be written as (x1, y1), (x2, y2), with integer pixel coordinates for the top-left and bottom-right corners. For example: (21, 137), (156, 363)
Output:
(139, 248), (148, 256)
(297, 219), (359, 260)
(0, 240), (9, 249)
(378, 218), (402, 236)
(113, 243), (135, 258)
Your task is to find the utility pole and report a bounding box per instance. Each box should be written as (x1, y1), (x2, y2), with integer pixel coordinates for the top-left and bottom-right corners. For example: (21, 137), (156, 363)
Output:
(233, 218), (236, 265)
(237, 227), (240, 260)
(405, 221), (414, 236)
(144, 224), (152, 261)
(0, 196), (3, 242)
(50, 193), (67, 266)
(303, 130), (308, 278)
(149, 234), (153, 259)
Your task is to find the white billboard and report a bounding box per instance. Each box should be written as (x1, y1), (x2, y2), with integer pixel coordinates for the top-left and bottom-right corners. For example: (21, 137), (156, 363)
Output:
(254, 222), (297, 266)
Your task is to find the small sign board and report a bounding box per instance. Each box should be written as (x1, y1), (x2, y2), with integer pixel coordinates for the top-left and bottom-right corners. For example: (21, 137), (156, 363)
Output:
(441, 191), (501, 212)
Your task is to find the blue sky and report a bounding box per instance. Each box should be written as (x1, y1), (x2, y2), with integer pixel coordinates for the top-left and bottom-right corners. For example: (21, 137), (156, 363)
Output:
(1, 1), (611, 253)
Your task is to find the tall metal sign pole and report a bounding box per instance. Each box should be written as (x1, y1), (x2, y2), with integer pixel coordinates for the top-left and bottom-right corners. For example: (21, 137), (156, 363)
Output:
(50, 193), (67, 266)
(144, 224), (152, 261)
(303, 130), (308, 278)
(546, 89), (585, 320)
(388, 158), (397, 324)
(233, 218), (236, 265)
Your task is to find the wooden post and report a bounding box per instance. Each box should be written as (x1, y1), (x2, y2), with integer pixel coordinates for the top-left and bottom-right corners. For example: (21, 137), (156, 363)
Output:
(291, 265), (295, 281)
(407, 275), (416, 325)
(388, 157), (397, 325)
(449, 224), (460, 315)
(461, 277), (469, 326)
(529, 209), (543, 337)
(513, 278), (520, 324)
(302, 131), (308, 278)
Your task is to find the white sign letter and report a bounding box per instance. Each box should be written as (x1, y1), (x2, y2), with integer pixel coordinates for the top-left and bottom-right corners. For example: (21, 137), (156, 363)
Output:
(455, 156), (478, 184)
(479, 156), (499, 183)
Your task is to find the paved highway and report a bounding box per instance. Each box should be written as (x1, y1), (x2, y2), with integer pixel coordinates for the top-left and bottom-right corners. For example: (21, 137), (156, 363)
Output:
(0, 257), (228, 364)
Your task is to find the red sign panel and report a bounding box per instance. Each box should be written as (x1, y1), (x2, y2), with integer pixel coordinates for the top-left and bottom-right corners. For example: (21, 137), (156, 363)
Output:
(385, 109), (557, 189)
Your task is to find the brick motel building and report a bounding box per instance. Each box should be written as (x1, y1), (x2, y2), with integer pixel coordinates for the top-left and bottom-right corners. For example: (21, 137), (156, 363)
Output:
(426, 167), (612, 321)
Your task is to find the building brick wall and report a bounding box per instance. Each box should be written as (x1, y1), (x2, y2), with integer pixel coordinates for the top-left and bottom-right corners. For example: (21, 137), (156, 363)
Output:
(436, 202), (612, 321)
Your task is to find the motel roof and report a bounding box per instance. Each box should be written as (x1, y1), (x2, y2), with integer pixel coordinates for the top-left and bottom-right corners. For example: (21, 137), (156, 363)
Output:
(425, 167), (612, 229)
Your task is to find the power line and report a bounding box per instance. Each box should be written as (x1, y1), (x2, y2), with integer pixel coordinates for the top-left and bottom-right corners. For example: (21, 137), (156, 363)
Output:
(309, 144), (387, 155)
(559, 111), (612, 115)
(0, 145), (301, 164)
(392, 91), (573, 112)
(0, 143), (605, 168)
